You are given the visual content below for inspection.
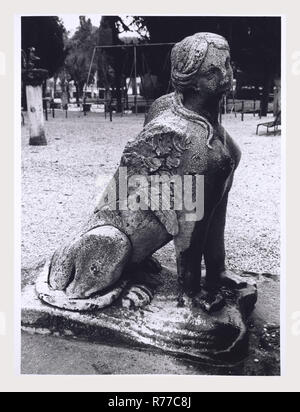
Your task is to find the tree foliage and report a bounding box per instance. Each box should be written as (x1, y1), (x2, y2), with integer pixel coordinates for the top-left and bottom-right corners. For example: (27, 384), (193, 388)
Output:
(97, 16), (134, 111)
(134, 17), (280, 77)
(21, 16), (66, 78)
(64, 17), (99, 100)
(131, 16), (281, 114)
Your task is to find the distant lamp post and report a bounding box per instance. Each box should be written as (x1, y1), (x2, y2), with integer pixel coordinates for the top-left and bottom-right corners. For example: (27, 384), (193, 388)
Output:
(22, 47), (48, 146)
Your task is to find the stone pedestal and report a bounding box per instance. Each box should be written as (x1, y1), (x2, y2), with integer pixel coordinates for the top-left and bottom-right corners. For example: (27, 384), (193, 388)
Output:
(22, 69), (48, 146)
(22, 264), (257, 365)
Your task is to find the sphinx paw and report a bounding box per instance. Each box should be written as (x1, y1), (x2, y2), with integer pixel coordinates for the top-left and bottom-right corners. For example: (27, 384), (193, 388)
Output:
(177, 292), (194, 308)
(193, 290), (225, 313)
(121, 285), (154, 310)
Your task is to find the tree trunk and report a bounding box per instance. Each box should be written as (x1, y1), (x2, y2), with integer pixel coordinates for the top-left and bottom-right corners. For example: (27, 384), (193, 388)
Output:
(26, 84), (47, 146)
(273, 77), (281, 116)
(78, 83), (84, 101)
(115, 74), (122, 113)
(75, 82), (80, 106)
(21, 81), (27, 110)
(61, 79), (69, 107)
(42, 81), (47, 98)
(132, 77), (138, 96)
(260, 71), (273, 117)
(53, 75), (57, 98)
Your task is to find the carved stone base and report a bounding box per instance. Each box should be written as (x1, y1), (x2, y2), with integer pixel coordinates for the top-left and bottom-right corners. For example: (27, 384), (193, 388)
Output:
(22, 267), (257, 365)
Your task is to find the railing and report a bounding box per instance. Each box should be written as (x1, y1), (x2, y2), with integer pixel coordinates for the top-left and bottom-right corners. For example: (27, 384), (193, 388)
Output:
(36, 97), (275, 123)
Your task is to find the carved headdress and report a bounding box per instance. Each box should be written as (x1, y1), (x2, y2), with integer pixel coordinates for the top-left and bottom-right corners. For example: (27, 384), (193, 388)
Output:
(171, 32), (230, 93)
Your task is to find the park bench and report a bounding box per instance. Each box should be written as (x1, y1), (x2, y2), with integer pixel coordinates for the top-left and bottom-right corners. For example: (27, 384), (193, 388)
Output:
(256, 111), (281, 135)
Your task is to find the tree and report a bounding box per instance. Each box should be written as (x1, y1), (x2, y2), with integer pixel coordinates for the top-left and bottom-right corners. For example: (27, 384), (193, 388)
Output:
(64, 17), (98, 103)
(97, 16), (133, 112)
(94, 16), (281, 114)
(225, 17), (281, 116)
(21, 16), (66, 77)
(131, 16), (281, 115)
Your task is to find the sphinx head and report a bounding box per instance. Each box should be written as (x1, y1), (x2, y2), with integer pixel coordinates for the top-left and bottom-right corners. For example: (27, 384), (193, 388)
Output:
(171, 32), (233, 98)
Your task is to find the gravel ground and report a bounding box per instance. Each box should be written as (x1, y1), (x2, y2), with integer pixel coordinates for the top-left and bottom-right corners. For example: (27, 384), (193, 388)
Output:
(21, 110), (281, 278)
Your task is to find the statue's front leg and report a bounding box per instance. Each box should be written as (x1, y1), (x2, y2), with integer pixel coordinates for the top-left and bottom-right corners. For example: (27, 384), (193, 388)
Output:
(199, 189), (233, 313)
(204, 193), (229, 293)
(174, 181), (231, 313)
(173, 169), (228, 310)
(196, 194), (227, 313)
(174, 217), (207, 307)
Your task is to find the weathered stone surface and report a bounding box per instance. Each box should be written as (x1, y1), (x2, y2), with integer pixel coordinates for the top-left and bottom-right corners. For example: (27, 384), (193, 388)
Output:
(38, 257), (162, 312)
(44, 33), (242, 311)
(29, 33), (258, 362)
(49, 226), (131, 300)
(37, 263), (129, 312)
(24, 267), (257, 364)
(221, 271), (249, 289)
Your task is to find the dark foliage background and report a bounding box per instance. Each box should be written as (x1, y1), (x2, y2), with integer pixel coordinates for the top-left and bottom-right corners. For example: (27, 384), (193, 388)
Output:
(20, 15), (281, 116)
(21, 16), (66, 78)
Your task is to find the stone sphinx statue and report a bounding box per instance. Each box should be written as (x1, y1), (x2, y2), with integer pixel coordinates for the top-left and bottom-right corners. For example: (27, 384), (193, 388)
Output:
(38, 33), (245, 316)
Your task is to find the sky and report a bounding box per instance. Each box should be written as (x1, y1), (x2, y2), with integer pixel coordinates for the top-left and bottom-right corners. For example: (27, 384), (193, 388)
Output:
(58, 14), (102, 35)
(58, 14), (143, 40)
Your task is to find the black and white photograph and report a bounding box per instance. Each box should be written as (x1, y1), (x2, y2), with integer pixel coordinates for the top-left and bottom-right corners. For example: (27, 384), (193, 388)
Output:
(20, 15), (282, 376)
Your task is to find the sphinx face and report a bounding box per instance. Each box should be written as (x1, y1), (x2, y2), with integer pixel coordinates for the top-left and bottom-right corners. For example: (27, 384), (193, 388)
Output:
(196, 45), (233, 96)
